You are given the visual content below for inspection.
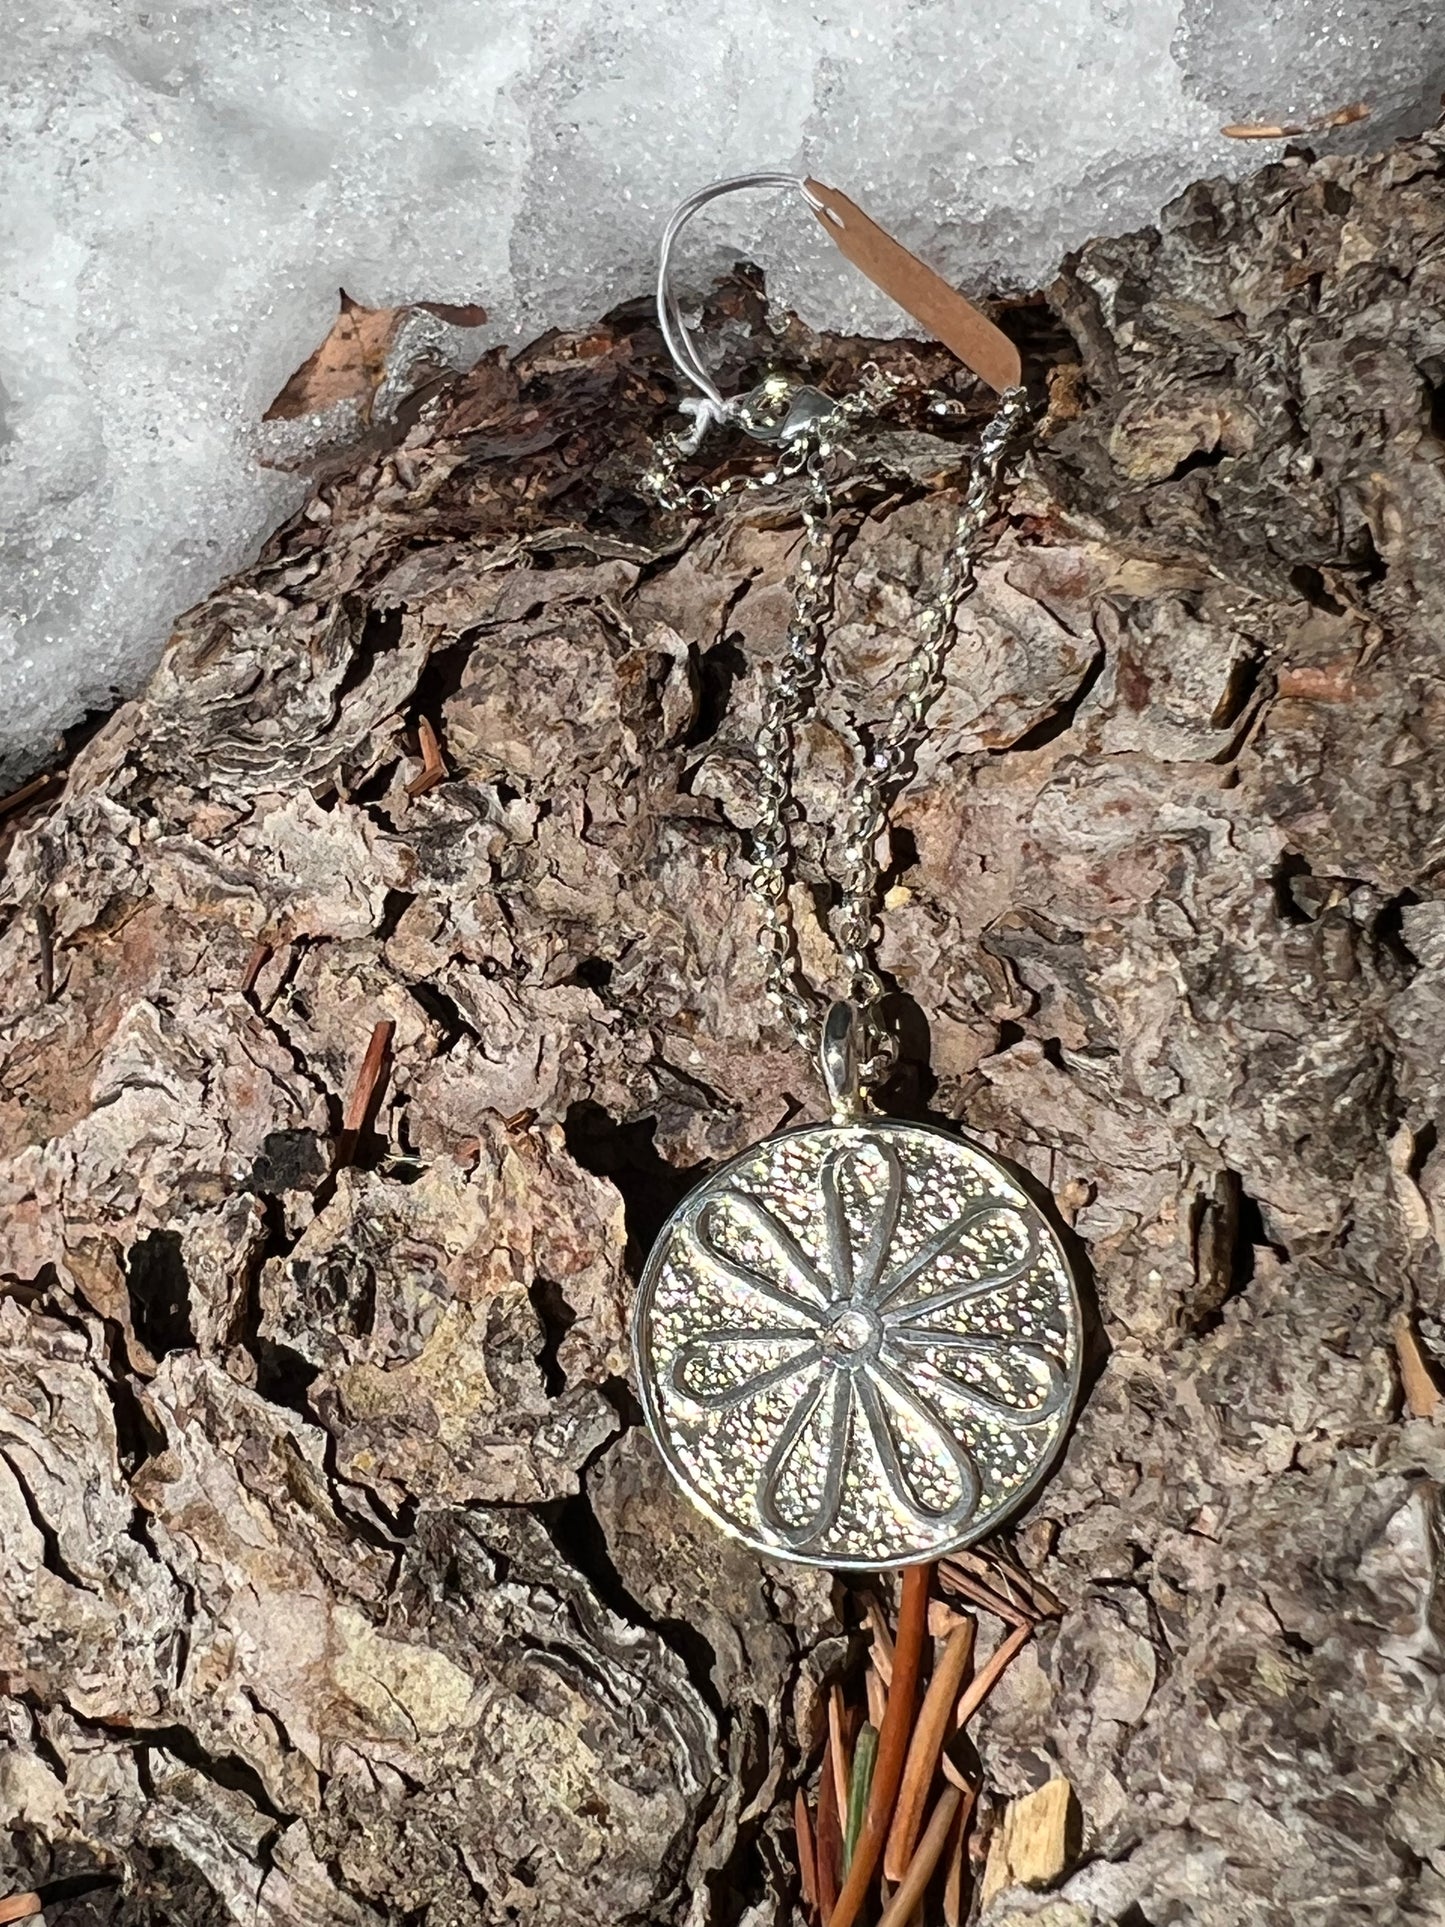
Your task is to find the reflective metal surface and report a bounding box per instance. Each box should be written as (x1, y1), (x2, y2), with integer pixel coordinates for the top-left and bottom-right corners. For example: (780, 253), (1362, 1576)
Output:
(634, 1117), (1081, 1570)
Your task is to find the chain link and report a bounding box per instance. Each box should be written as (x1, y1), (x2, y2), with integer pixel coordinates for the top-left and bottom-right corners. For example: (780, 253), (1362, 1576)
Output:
(644, 370), (1030, 1090)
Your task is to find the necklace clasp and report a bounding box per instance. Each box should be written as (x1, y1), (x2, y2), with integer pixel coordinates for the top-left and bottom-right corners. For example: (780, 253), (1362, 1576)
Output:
(734, 375), (839, 445)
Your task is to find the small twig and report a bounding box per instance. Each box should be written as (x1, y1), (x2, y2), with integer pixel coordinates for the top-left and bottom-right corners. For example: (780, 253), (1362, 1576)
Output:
(334, 1020), (395, 1168)
(405, 715), (448, 796)
(826, 1563), (932, 1927)
(240, 939), (272, 997)
(0, 772), (60, 821)
(928, 1599), (970, 1638)
(0, 1895), (42, 1925)
(884, 1618), (977, 1881)
(955, 1622), (1031, 1730)
(794, 1788), (819, 1916)
(966, 1544), (1064, 1621)
(828, 1682), (852, 1825)
(876, 1785), (963, 1927)
(1222, 119), (1307, 139)
(35, 904), (54, 1004)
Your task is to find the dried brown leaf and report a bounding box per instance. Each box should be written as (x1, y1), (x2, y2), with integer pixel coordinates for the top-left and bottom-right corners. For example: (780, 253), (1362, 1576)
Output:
(264, 291), (404, 421)
(264, 290), (488, 423)
(416, 300), (490, 327)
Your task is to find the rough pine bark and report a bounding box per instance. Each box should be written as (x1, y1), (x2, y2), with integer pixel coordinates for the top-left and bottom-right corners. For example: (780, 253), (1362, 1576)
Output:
(3, 124), (1445, 1927)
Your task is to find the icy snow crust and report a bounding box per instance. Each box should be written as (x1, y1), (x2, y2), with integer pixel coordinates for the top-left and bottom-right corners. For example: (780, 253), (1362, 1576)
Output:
(2, 0), (1443, 779)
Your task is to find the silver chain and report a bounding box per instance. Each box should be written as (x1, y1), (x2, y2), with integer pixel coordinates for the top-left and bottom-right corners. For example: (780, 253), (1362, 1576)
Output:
(645, 369), (1030, 1095)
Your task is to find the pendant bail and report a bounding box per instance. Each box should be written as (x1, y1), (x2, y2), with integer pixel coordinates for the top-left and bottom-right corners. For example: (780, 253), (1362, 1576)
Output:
(821, 1000), (865, 1123)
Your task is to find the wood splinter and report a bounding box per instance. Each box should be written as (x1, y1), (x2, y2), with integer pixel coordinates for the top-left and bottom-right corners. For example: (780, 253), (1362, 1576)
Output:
(1394, 1311), (1443, 1420)
(0, 772), (60, 822)
(1222, 99), (1369, 139)
(239, 938), (273, 997)
(981, 1776), (1080, 1906)
(35, 904), (54, 1005)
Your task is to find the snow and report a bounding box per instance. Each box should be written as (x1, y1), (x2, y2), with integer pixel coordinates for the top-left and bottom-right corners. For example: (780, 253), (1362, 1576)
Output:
(2, 0), (1443, 783)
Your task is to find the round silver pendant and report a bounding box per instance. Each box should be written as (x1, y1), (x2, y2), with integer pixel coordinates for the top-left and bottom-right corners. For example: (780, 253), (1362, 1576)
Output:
(633, 1117), (1082, 1570)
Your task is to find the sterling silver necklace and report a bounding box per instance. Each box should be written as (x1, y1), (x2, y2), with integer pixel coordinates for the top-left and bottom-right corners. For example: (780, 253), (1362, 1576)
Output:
(632, 175), (1082, 1571)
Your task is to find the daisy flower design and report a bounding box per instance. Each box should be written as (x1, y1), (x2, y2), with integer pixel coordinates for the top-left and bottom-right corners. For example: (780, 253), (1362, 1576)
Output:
(635, 1119), (1081, 1568)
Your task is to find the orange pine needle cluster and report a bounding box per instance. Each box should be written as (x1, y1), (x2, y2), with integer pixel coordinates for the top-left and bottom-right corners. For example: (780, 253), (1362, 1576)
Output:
(792, 1545), (1057, 1927)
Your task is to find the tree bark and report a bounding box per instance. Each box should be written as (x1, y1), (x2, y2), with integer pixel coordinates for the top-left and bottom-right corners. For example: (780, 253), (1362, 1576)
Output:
(4, 124), (1445, 1927)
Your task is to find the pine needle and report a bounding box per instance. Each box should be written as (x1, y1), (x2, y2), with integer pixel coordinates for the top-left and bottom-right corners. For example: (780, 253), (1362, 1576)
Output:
(826, 1563), (932, 1927)
(794, 1787), (819, 1915)
(955, 1621), (1031, 1729)
(843, 1724), (879, 1871)
(828, 1681), (853, 1824)
(884, 1618), (977, 1881)
(876, 1786), (963, 1927)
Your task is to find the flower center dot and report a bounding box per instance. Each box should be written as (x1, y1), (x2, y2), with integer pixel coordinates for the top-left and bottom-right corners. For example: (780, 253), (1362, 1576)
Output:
(829, 1309), (874, 1353)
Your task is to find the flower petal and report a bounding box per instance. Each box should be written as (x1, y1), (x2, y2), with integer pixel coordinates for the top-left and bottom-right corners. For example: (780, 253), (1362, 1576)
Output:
(818, 1143), (858, 1298)
(877, 1203), (1042, 1317)
(886, 1329), (1070, 1424)
(818, 1137), (906, 1307)
(756, 1364), (851, 1550)
(857, 1359), (981, 1532)
(688, 1192), (831, 1322)
(671, 1329), (823, 1411)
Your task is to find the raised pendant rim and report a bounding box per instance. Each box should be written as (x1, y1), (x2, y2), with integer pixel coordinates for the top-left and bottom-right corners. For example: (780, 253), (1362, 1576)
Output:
(631, 1113), (1084, 1573)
